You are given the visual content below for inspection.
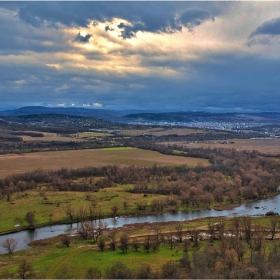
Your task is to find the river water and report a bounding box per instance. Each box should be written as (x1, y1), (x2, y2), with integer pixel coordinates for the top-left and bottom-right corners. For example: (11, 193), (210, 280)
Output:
(1, 193), (280, 254)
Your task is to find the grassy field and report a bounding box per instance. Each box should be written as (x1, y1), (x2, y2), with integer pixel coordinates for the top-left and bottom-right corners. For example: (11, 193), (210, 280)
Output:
(0, 186), (166, 232)
(0, 147), (209, 178)
(167, 139), (280, 154)
(0, 236), (183, 279)
(1, 216), (280, 279)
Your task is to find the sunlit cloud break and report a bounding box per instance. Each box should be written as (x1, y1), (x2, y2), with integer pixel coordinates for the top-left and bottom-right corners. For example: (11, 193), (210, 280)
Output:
(0, 2), (280, 111)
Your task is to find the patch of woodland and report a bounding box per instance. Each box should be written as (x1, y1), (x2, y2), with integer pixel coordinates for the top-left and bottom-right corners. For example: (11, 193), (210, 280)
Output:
(0, 145), (280, 211)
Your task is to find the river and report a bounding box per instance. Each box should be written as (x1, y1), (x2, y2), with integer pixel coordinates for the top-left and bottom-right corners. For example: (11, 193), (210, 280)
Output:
(1, 193), (280, 254)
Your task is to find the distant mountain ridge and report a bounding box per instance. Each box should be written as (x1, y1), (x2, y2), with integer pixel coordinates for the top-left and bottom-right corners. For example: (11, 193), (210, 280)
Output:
(1, 106), (280, 124)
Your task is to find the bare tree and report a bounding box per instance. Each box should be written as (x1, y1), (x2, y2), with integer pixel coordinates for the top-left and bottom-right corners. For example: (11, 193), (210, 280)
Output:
(143, 235), (151, 253)
(119, 233), (129, 253)
(132, 238), (141, 251)
(135, 263), (152, 279)
(77, 220), (94, 240)
(77, 206), (87, 221)
(2, 238), (18, 254)
(98, 235), (106, 251)
(111, 205), (119, 219)
(18, 258), (33, 279)
(25, 212), (35, 228)
(85, 267), (102, 279)
(108, 230), (117, 251)
(175, 224), (184, 243)
(65, 205), (75, 221)
(61, 234), (71, 247)
(161, 261), (179, 279)
(208, 222), (216, 244)
(269, 216), (278, 240)
(242, 216), (253, 242)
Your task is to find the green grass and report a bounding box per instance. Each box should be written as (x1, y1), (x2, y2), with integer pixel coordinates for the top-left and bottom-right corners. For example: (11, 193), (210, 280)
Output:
(101, 147), (133, 151)
(1, 216), (280, 279)
(0, 186), (166, 232)
(0, 235), (183, 279)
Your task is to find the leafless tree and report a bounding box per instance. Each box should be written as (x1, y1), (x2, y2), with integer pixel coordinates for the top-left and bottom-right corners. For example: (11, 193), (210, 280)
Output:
(61, 234), (71, 247)
(2, 238), (18, 254)
(135, 263), (152, 279)
(25, 212), (35, 228)
(111, 205), (119, 219)
(143, 235), (151, 253)
(161, 260), (179, 279)
(269, 216), (279, 240)
(132, 238), (140, 251)
(175, 224), (184, 243)
(85, 267), (102, 279)
(98, 235), (106, 251)
(77, 220), (94, 240)
(65, 205), (75, 221)
(108, 229), (117, 251)
(208, 222), (216, 244)
(242, 216), (253, 242)
(119, 233), (129, 253)
(18, 258), (33, 279)
(77, 206), (87, 221)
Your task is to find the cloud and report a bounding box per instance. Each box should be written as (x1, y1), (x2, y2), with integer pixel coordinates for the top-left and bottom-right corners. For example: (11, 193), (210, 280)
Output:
(178, 8), (214, 32)
(74, 32), (92, 43)
(251, 17), (280, 37)
(10, 2), (218, 39)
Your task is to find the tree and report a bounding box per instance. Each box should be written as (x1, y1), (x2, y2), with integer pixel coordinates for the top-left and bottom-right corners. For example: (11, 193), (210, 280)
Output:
(18, 258), (33, 279)
(132, 238), (140, 251)
(119, 233), (129, 253)
(111, 205), (119, 218)
(65, 205), (75, 221)
(269, 216), (278, 240)
(135, 263), (152, 279)
(61, 234), (71, 247)
(2, 238), (18, 254)
(106, 261), (132, 279)
(143, 236), (151, 253)
(161, 261), (179, 279)
(242, 216), (253, 242)
(179, 253), (191, 272)
(98, 235), (106, 251)
(77, 220), (94, 240)
(175, 224), (184, 243)
(108, 230), (117, 251)
(208, 222), (216, 244)
(85, 267), (102, 279)
(25, 212), (35, 228)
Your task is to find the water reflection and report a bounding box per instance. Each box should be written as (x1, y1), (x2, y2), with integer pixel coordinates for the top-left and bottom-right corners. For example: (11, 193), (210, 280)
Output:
(0, 193), (279, 254)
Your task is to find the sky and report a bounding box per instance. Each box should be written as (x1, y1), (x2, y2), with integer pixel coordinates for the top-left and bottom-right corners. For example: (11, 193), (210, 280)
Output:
(1, 1), (280, 112)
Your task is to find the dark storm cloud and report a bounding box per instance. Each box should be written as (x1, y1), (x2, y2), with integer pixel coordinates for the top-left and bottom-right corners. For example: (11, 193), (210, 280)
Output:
(74, 32), (92, 43)
(1, 51), (280, 111)
(5, 2), (219, 39)
(251, 17), (280, 37)
(179, 8), (214, 31)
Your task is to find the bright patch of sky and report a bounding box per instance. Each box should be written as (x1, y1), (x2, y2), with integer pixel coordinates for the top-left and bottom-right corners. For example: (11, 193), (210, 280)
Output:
(0, 2), (280, 111)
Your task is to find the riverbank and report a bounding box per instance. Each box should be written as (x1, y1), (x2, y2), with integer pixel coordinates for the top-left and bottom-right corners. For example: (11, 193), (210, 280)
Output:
(1, 192), (279, 237)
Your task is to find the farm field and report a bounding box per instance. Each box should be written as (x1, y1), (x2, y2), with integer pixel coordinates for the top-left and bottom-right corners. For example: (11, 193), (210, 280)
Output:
(167, 139), (280, 154)
(119, 127), (204, 136)
(0, 147), (210, 178)
(20, 131), (112, 142)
